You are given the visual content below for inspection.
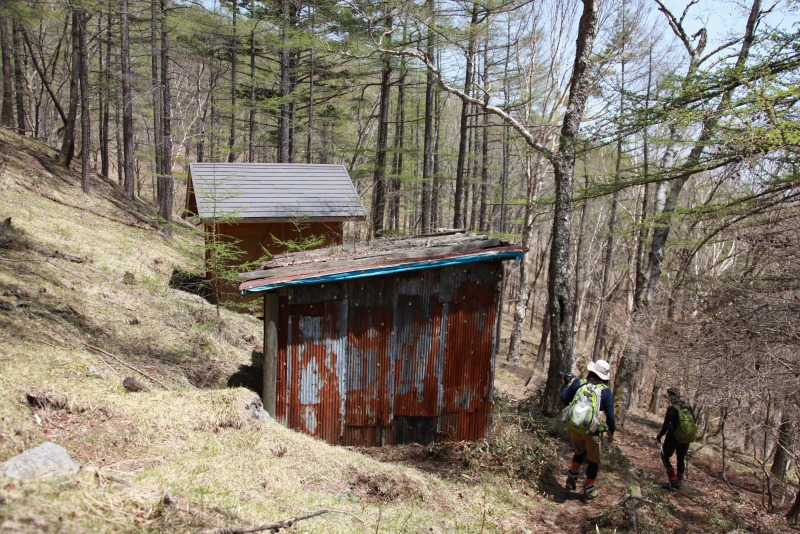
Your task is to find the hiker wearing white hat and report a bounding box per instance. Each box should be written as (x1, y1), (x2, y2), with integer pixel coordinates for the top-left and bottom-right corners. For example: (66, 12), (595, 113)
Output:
(561, 359), (616, 501)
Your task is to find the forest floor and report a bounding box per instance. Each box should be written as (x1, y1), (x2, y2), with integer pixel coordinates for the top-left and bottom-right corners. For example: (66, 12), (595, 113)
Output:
(360, 363), (799, 533)
(0, 127), (797, 532)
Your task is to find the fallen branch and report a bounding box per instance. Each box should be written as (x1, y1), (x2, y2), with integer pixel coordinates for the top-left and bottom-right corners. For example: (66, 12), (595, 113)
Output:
(42, 257), (92, 283)
(80, 342), (169, 390)
(47, 250), (86, 263)
(616, 493), (656, 506)
(161, 492), (225, 527)
(0, 256), (47, 263)
(200, 510), (331, 534)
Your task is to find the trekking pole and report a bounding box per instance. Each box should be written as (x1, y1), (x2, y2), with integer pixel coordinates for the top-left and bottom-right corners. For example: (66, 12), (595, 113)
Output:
(658, 438), (673, 492)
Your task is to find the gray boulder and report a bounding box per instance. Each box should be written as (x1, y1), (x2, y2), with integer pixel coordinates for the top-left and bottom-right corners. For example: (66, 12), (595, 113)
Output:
(0, 442), (81, 480)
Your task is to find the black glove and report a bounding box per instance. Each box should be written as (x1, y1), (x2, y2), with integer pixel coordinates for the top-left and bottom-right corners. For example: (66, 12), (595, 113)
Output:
(655, 435), (662, 442)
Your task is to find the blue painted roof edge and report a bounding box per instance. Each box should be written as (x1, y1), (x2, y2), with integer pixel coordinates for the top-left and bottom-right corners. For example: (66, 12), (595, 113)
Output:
(240, 249), (524, 296)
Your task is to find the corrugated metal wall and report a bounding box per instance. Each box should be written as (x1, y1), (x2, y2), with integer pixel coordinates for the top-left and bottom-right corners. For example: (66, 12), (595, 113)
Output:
(274, 261), (503, 446)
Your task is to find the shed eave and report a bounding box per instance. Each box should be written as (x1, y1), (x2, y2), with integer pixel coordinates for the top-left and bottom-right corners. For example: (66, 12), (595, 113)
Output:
(198, 215), (366, 224)
(239, 249), (524, 296)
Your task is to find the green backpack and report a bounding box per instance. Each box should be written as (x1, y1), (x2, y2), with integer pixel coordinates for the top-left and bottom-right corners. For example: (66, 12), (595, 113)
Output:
(672, 402), (697, 444)
(566, 383), (606, 435)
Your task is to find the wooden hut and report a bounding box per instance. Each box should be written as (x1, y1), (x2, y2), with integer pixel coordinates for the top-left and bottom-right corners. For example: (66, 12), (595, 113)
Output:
(238, 234), (525, 446)
(184, 163), (365, 304)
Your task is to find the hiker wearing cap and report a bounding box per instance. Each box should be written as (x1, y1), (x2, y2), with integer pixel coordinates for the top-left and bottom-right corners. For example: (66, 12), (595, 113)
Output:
(656, 388), (696, 489)
(561, 359), (616, 501)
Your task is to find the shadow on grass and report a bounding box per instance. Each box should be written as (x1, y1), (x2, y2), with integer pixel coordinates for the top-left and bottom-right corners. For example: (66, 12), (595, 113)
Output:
(227, 350), (263, 395)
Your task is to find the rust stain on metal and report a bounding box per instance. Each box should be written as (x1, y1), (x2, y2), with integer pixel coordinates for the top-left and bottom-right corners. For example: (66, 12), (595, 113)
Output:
(274, 261), (505, 446)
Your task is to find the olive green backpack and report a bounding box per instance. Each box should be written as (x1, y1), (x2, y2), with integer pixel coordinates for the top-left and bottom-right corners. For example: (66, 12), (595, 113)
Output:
(673, 402), (697, 444)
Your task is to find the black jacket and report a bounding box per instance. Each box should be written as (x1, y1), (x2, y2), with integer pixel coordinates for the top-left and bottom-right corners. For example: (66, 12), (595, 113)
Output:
(657, 402), (694, 440)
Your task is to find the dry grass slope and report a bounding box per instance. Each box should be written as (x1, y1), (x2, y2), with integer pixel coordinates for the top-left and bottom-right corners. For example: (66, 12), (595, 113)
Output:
(0, 128), (552, 533)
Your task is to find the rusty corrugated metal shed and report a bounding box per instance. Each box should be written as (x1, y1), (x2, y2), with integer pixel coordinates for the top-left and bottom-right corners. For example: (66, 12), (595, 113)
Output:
(243, 236), (525, 447)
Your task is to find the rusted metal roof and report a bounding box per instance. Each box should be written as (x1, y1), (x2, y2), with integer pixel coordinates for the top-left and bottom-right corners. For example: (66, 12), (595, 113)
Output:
(186, 163), (366, 221)
(238, 235), (526, 296)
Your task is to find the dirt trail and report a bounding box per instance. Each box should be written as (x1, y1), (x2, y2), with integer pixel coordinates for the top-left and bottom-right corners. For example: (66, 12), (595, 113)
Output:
(567, 410), (796, 533)
(493, 366), (797, 533)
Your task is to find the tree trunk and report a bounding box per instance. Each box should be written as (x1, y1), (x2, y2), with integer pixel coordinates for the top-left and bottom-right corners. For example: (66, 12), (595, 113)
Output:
(78, 7), (90, 194)
(770, 415), (791, 479)
(536, 308), (550, 370)
(121, 0), (135, 196)
(616, 1), (762, 419)
(468, 110), (479, 230)
(371, 23), (392, 237)
(0, 16), (13, 129)
(572, 172), (589, 340)
(151, 0), (163, 189)
(508, 154), (544, 364)
(99, 13), (111, 179)
(541, 0), (599, 416)
(306, 46), (314, 164)
(421, 0), (435, 234)
(11, 21), (27, 134)
(389, 52), (406, 232)
(227, 0), (237, 163)
(640, 0), (760, 309)
(248, 0), (257, 163)
(648, 381), (662, 414)
(432, 84), (443, 229)
(278, 0), (292, 163)
(478, 38), (489, 231)
(499, 18), (511, 234)
(159, 0), (173, 236)
(115, 75), (122, 184)
(788, 489), (800, 524)
(21, 26), (67, 131)
(507, 166), (534, 364)
(453, 2), (479, 229)
(57, 9), (80, 168)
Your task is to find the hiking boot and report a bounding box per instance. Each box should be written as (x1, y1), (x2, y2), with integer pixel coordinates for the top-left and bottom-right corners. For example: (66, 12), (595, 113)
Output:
(661, 481), (679, 491)
(583, 484), (599, 501)
(565, 471), (578, 490)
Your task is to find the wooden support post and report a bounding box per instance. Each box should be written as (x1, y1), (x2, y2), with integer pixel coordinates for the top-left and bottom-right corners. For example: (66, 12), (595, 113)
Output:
(263, 293), (279, 417)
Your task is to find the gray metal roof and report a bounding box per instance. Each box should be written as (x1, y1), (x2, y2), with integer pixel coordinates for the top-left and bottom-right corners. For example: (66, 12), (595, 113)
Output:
(187, 163), (366, 220)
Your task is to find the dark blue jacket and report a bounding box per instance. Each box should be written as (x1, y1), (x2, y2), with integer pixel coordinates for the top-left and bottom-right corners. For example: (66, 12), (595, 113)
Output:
(562, 378), (616, 435)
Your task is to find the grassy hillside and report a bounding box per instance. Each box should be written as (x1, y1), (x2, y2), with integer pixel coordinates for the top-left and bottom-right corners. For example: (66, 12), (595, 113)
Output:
(0, 129), (558, 532)
(1, 128), (796, 533)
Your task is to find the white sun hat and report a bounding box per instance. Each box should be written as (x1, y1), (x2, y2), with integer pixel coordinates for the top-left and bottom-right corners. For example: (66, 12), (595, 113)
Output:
(587, 359), (611, 381)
